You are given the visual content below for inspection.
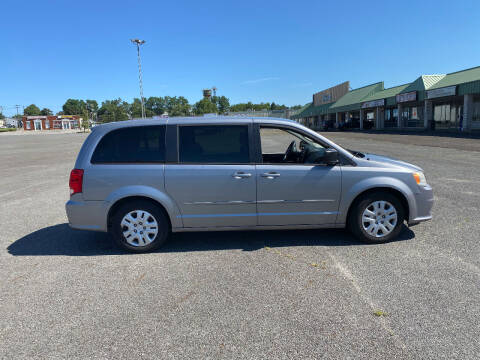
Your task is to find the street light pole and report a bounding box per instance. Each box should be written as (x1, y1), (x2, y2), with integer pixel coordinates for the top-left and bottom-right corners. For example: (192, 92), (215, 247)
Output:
(130, 39), (146, 119)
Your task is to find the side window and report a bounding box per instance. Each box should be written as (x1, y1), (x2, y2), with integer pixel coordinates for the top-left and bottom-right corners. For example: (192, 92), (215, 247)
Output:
(260, 127), (325, 164)
(91, 125), (166, 163)
(179, 125), (250, 163)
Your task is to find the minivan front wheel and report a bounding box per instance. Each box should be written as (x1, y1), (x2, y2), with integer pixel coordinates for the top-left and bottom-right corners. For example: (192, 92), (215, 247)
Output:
(111, 200), (169, 253)
(349, 192), (405, 243)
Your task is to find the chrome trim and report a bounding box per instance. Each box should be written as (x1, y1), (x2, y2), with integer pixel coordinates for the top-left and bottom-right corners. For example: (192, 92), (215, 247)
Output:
(177, 211), (339, 219)
(185, 199), (335, 205)
(184, 200), (255, 205)
(257, 199), (335, 204)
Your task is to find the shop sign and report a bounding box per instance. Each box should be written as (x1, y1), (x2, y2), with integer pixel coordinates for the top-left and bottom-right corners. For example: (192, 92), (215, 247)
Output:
(313, 81), (349, 106)
(427, 85), (456, 99)
(396, 91), (416, 103)
(361, 99), (384, 109)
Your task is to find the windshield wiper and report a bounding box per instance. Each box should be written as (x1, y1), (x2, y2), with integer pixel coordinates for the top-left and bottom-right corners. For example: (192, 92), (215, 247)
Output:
(346, 149), (365, 158)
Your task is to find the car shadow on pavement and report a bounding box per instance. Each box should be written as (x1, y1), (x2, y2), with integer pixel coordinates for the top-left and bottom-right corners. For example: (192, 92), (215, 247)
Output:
(7, 223), (415, 256)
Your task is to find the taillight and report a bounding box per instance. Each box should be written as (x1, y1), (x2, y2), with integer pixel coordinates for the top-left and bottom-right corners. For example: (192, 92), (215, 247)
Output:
(69, 169), (84, 195)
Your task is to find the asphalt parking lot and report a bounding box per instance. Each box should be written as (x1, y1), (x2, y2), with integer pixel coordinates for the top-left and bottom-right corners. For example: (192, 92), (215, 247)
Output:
(1, 130), (479, 359)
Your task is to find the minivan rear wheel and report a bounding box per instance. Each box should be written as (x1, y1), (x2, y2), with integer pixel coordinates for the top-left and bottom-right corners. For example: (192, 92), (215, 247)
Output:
(348, 192), (405, 243)
(111, 200), (169, 253)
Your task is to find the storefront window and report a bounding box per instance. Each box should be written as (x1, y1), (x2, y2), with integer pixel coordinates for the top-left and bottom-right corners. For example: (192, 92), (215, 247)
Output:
(434, 103), (461, 129)
(384, 108), (397, 128)
(473, 97), (480, 123)
(408, 106), (423, 128)
(401, 106), (424, 128)
(363, 111), (375, 129)
(26, 121), (31, 130)
(44, 120), (50, 129)
(349, 111), (360, 128)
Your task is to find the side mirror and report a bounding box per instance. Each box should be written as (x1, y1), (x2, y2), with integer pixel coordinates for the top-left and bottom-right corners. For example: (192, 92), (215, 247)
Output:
(314, 148), (339, 165)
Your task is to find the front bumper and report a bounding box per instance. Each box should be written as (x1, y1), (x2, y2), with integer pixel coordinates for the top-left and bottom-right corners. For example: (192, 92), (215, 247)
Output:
(65, 199), (108, 232)
(408, 184), (434, 226)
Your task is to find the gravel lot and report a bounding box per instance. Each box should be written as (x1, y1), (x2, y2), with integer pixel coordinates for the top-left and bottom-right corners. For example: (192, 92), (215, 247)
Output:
(0, 130), (479, 359)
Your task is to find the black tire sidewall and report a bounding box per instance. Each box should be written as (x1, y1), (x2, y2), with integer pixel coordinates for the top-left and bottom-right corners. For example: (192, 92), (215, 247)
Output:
(350, 192), (405, 243)
(111, 200), (169, 253)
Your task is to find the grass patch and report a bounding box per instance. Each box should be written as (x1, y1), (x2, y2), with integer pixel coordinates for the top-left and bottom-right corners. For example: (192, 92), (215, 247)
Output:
(373, 310), (388, 317)
(0, 128), (17, 132)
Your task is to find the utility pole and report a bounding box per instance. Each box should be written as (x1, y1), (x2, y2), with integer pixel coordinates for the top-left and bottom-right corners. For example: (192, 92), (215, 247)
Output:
(130, 39), (146, 119)
(15, 105), (21, 117)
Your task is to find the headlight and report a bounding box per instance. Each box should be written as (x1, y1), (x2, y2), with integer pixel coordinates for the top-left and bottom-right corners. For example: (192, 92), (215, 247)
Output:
(413, 172), (427, 186)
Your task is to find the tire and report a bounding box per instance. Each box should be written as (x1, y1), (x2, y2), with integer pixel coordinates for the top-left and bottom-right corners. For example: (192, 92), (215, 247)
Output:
(348, 191), (405, 244)
(111, 200), (169, 253)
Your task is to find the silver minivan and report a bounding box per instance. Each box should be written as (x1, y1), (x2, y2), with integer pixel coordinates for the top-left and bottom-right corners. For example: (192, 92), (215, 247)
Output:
(66, 117), (433, 253)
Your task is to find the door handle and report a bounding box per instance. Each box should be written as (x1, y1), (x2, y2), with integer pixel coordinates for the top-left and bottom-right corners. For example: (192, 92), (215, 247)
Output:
(261, 172), (281, 179)
(232, 171), (252, 179)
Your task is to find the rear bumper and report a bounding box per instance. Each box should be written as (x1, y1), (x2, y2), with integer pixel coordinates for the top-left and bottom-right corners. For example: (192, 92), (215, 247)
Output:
(65, 199), (108, 232)
(408, 184), (434, 226)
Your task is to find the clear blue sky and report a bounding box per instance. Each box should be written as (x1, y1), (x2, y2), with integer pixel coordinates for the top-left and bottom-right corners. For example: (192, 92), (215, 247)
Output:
(1, 0), (479, 116)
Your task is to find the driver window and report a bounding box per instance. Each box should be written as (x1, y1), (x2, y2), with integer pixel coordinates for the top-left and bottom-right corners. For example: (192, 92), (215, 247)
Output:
(260, 127), (325, 164)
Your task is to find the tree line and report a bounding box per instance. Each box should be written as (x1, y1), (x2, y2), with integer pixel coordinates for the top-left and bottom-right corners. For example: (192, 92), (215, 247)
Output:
(16, 96), (302, 123)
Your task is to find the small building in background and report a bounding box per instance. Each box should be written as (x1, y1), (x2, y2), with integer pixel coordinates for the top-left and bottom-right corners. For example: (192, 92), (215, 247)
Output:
(5, 118), (21, 128)
(23, 115), (81, 131)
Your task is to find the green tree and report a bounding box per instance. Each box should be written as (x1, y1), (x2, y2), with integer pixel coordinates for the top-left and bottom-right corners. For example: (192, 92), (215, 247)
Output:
(166, 96), (191, 117)
(129, 98), (154, 118)
(40, 108), (53, 115)
(145, 97), (167, 115)
(85, 100), (98, 122)
(24, 104), (41, 116)
(229, 101), (289, 112)
(0, 112), (4, 119)
(85, 100), (98, 113)
(129, 98), (143, 118)
(212, 96), (230, 114)
(62, 99), (86, 115)
(193, 98), (217, 115)
(270, 102), (287, 110)
(97, 99), (129, 123)
(81, 109), (90, 132)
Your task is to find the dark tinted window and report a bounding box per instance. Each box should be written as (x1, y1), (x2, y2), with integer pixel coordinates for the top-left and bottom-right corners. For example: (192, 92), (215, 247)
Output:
(91, 126), (165, 163)
(179, 125), (249, 163)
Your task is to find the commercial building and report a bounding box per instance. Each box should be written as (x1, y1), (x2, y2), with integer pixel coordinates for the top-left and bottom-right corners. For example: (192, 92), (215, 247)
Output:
(4, 118), (21, 128)
(23, 115), (81, 131)
(292, 66), (480, 132)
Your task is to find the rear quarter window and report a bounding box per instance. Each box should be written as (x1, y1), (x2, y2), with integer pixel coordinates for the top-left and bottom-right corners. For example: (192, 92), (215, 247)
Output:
(91, 125), (166, 163)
